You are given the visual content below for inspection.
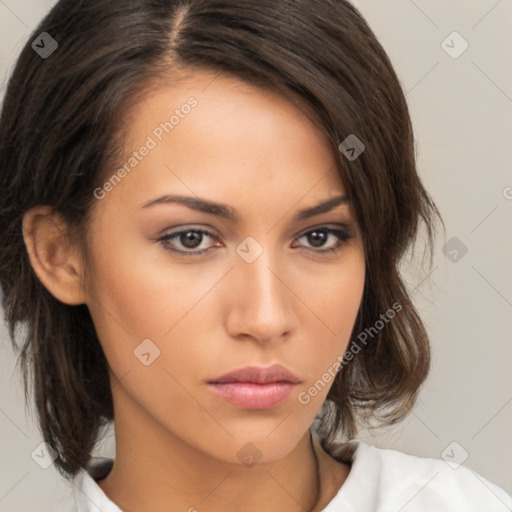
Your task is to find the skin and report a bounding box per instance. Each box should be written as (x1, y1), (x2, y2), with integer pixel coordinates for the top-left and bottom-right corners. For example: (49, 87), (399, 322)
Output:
(23, 69), (365, 512)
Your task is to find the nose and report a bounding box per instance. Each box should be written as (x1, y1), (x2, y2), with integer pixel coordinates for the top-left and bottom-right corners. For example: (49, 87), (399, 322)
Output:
(224, 248), (297, 344)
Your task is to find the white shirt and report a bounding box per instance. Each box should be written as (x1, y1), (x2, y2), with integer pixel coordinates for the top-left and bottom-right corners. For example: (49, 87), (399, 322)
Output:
(51, 439), (512, 512)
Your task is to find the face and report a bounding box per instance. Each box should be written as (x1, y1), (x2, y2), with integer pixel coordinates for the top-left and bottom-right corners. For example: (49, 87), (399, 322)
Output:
(84, 68), (365, 465)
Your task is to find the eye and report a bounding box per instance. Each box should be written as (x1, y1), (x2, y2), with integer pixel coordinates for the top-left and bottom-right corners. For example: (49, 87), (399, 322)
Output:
(157, 225), (353, 257)
(292, 226), (352, 254)
(158, 228), (218, 256)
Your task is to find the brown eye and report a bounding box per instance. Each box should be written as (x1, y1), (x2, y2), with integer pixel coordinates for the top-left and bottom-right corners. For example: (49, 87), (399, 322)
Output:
(293, 227), (351, 254)
(158, 228), (218, 256)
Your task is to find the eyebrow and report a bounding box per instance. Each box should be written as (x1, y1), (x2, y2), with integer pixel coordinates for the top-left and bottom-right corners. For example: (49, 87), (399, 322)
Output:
(141, 193), (349, 223)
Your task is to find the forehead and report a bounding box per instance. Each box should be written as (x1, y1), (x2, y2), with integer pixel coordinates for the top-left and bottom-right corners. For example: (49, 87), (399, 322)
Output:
(125, 68), (331, 148)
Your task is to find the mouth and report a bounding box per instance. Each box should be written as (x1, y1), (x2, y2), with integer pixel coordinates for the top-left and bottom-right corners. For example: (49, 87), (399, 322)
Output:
(207, 364), (301, 410)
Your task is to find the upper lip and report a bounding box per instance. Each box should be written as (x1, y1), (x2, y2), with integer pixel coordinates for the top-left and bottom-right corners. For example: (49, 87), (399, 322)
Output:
(208, 364), (301, 384)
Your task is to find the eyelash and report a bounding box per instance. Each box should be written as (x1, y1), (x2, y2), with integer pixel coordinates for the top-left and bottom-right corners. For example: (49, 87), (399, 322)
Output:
(157, 226), (352, 257)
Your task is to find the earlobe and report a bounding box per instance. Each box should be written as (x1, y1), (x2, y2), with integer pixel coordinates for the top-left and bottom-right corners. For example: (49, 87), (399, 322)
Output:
(22, 205), (88, 305)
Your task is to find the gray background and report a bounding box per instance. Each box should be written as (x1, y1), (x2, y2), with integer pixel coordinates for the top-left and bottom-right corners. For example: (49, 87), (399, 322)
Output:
(1, 1), (511, 510)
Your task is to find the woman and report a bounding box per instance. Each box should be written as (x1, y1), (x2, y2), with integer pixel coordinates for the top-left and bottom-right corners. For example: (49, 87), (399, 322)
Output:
(0, 1), (510, 511)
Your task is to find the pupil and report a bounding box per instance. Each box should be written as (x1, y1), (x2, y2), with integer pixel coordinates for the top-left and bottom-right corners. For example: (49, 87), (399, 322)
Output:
(181, 231), (202, 249)
(308, 230), (326, 247)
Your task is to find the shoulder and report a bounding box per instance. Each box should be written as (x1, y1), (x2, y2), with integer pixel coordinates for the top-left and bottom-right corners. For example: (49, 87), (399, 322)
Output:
(49, 486), (77, 512)
(329, 441), (512, 511)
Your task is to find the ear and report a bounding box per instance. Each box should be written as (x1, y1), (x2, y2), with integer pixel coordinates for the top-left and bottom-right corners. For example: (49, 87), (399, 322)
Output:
(22, 205), (88, 305)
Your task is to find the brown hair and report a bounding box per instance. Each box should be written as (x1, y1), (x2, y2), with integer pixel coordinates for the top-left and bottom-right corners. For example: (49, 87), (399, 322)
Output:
(0, 0), (442, 479)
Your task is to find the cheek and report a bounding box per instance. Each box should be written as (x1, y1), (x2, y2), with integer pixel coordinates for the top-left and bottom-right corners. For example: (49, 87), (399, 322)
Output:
(296, 249), (365, 382)
(83, 225), (214, 381)
(86, 218), (219, 336)
(303, 250), (365, 335)
(84, 240), (218, 422)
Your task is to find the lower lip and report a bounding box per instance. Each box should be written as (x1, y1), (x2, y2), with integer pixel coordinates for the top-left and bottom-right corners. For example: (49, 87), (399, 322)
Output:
(207, 382), (298, 409)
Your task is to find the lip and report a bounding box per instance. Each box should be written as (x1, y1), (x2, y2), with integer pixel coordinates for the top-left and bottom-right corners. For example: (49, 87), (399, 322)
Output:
(208, 364), (301, 385)
(207, 382), (298, 409)
(207, 364), (302, 410)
